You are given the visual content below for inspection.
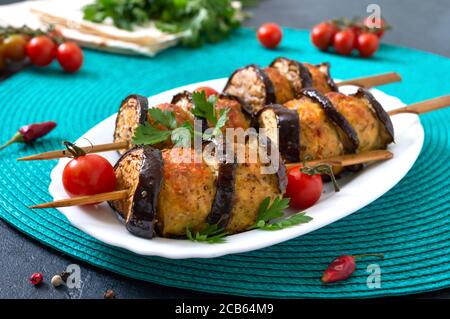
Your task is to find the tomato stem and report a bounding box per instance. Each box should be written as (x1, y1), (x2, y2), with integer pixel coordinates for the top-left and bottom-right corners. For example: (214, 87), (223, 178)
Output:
(300, 163), (340, 192)
(63, 141), (86, 158)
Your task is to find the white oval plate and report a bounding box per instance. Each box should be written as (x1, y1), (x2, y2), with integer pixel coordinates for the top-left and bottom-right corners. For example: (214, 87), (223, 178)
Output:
(49, 78), (424, 259)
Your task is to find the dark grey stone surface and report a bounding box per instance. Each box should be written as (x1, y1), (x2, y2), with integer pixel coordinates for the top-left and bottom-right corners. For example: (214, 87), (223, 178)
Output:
(0, 0), (449, 299)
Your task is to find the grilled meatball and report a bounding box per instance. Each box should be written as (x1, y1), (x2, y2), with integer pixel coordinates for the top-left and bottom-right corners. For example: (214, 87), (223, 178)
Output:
(113, 95), (148, 155)
(326, 91), (381, 152)
(157, 147), (216, 237)
(270, 57), (313, 96)
(263, 67), (295, 104)
(226, 138), (285, 233)
(304, 62), (338, 94)
(352, 88), (394, 149)
(284, 96), (345, 160)
(215, 94), (252, 130)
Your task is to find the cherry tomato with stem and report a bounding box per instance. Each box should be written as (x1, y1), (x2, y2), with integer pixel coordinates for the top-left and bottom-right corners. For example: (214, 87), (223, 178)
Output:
(257, 23), (283, 49)
(193, 86), (218, 98)
(285, 165), (323, 210)
(363, 17), (387, 38)
(62, 142), (116, 197)
(56, 42), (83, 73)
(333, 28), (355, 55)
(26, 36), (57, 67)
(356, 32), (379, 57)
(311, 22), (339, 50)
(2, 34), (28, 62)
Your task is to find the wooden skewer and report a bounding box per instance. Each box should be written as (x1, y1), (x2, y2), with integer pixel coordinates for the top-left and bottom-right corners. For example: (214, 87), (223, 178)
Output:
(337, 72), (401, 88)
(17, 141), (129, 161)
(387, 95), (450, 116)
(31, 150), (393, 209)
(29, 190), (129, 209)
(285, 149), (393, 169)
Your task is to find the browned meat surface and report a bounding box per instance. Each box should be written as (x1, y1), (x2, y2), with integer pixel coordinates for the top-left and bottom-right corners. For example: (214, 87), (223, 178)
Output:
(285, 97), (345, 160)
(326, 92), (380, 153)
(263, 67), (294, 104)
(304, 63), (334, 94)
(157, 148), (216, 237)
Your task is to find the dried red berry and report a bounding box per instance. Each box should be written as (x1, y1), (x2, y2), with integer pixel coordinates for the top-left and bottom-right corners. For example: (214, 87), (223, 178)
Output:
(30, 272), (44, 285)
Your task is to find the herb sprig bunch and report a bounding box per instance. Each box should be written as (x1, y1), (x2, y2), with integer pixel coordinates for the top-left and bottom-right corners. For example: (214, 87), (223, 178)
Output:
(83, 0), (246, 47)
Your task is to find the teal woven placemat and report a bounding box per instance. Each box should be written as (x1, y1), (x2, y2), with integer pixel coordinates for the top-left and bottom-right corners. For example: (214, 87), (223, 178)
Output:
(0, 28), (449, 298)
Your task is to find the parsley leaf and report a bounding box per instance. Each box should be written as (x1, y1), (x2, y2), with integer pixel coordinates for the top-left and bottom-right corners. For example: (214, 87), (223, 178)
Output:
(258, 212), (313, 231)
(186, 224), (229, 244)
(191, 91), (218, 125)
(148, 108), (177, 130)
(132, 122), (172, 145)
(83, 0), (245, 47)
(172, 122), (194, 148)
(249, 196), (313, 231)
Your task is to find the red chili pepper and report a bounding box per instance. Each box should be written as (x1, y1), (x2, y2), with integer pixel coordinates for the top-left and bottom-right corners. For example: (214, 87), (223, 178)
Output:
(321, 253), (384, 284)
(0, 121), (57, 151)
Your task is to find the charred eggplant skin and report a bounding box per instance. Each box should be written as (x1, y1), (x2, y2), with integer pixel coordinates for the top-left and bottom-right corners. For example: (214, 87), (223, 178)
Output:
(300, 88), (359, 153)
(258, 104), (301, 163)
(109, 146), (164, 239)
(207, 142), (237, 228)
(224, 64), (276, 112)
(316, 62), (339, 92)
(258, 133), (288, 193)
(270, 57), (313, 94)
(113, 94), (149, 149)
(352, 88), (394, 143)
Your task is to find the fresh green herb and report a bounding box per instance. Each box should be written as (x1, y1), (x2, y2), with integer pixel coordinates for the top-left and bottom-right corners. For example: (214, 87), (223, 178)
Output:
(249, 196), (313, 231)
(132, 122), (173, 145)
(171, 122), (194, 147)
(191, 91), (229, 140)
(82, 0), (247, 47)
(132, 109), (194, 148)
(147, 108), (177, 130)
(191, 91), (218, 125)
(186, 224), (229, 244)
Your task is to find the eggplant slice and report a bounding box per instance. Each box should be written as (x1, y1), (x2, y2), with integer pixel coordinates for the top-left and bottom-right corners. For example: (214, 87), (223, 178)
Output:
(352, 88), (394, 148)
(224, 64), (276, 115)
(300, 88), (359, 154)
(113, 94), (149, 155)
(108, 145), (164, 239)
(257, 104), (301, 163)
(270, 57), (313, 96)
(206, 141), (237, 228)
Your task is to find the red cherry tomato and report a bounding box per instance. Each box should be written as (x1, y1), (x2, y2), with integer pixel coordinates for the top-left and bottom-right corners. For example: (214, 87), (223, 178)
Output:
(311, 22), (338, 50)
(257, 23), (283, 49)
(62, 154), (116, 197)
(333, 29), (355, 55)
(285, 165), (323, 210)
(193, 86), (218, 98)
(56, 42), (83, 73)
(26, 36), (57, 67)
(363, 17), (386, 38)
(356, 32), (379, 57)
(349, 25), (362, 49)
